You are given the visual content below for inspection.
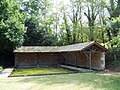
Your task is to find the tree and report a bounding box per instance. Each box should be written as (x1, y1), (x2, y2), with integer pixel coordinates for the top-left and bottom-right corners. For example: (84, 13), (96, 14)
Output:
(63, 13), (71, 44)
(0, 0), (26, 52)
(22, 0), (56, 46)
(84, 0), (104, 41)
(105, 0), (120, 62)
(23, 18), (55, 46)
(69, 0), (83, 43)
(23, 18), (43, 46)
(110, 16), (120, 37)
(106, 0), (120, 40)
(108, 16), (120, 47)
(97, 2), (108, 43)
(107, 0), (120, 18)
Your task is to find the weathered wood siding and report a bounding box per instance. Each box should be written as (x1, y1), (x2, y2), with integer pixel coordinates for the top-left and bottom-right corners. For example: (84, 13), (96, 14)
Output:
(60, 51), (105, 70)
(36, 53), (59, 67)
(15, 53), (37, 67)
(15, 50), (105, 70)
(15, 53), (59, 67)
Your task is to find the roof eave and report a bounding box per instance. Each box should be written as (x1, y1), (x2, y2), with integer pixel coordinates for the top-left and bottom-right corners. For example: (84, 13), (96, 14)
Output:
(81, 42), (108, 52)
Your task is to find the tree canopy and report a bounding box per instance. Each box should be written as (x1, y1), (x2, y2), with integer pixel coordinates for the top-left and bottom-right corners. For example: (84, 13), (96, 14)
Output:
(0, 0), (120, 50)
(0, 0), (26, 52)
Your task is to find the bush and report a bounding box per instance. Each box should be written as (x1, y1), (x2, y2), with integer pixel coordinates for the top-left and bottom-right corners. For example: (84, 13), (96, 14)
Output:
(108, 60), (120, 67)
(0, 66), (3, 72)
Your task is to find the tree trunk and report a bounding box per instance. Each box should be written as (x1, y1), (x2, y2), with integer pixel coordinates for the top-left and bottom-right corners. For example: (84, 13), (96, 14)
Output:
(106, 29), (112, 41)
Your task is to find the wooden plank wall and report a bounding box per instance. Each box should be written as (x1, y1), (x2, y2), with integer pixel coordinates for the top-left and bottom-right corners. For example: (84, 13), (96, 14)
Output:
(15, 53), (59, 67)
(60, 51), (103, 70)
(15, 51), (104, 70)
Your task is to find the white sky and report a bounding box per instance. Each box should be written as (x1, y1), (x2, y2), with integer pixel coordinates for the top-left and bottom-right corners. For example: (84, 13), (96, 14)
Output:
(23, 0), (110, 25)
(53, 0), (70, 5)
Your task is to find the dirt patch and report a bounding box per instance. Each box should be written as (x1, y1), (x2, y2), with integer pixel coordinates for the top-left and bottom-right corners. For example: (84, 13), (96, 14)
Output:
(98, 71), (120, 77)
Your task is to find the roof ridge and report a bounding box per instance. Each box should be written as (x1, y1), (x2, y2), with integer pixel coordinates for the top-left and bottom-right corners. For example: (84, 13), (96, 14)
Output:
(21, 41), (96, 47)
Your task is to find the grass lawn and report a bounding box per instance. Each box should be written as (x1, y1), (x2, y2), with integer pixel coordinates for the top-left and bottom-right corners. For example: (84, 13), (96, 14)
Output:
(0, 73), (120, 90)
(11, 67), (74, 75)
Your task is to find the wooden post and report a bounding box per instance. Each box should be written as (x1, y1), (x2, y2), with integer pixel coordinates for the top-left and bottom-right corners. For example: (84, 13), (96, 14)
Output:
(89, 52), (92, 70)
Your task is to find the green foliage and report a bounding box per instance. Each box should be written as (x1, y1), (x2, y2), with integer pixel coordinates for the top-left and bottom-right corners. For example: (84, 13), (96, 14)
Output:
(0, 66), (3, 72)
(0, 0), (119, 49)
(109, 60), (120, 67)
(108, 35), (120, 50)
(0, 0), (26, 52)
(107, 0), (120, 18)
(23, 17), (55, 46)
(84, 0), (105, 41)
(110, 16), (120, 36)
(106, 16), (120, 49)
(22, 0), (56, 46)
(106, 0), (120, 42)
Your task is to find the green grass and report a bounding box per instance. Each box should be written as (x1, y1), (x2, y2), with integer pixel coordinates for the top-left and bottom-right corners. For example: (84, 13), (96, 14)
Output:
(11, 67), (74, 75)
(0, 73), (120, 90)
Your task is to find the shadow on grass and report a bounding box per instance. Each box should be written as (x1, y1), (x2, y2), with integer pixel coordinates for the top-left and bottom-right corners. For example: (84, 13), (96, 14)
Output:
(16, 73), (120, 90)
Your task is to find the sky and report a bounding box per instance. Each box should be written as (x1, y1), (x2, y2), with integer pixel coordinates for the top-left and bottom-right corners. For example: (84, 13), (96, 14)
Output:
(23, 0), (110, 25)
(53, 0), (70, 5)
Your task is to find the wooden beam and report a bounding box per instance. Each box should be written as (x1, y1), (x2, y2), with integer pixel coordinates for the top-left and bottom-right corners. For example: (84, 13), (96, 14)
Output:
(83, 51), (89, 60)
(85, 45), (104, 52)
(83, 51), (92, 70)
(85, 51), (101, 53)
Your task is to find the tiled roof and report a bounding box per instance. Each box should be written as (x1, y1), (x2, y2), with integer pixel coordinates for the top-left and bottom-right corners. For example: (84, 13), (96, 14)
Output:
(14, 41), (107, 53)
